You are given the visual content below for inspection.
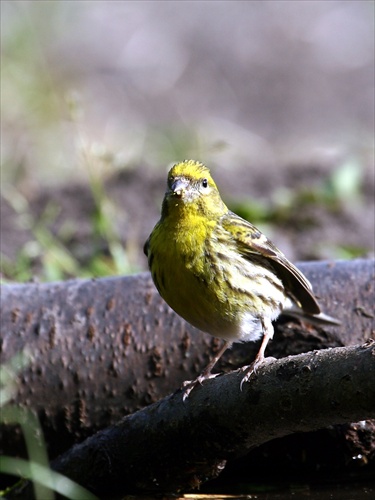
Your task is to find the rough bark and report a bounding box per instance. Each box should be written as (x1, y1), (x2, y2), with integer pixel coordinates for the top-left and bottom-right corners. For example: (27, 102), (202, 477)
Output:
(1, 259), (374, 460)
(45, 342), (374, 496)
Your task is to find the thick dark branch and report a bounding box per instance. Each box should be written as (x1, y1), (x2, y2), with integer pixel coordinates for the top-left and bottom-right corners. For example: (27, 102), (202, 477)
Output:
(50, 343), (375, 496)
(1, 259), (374, 458)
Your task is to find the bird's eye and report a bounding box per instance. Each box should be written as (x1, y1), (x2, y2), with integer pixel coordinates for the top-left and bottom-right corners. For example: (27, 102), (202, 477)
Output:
(202, 178), (208, 189)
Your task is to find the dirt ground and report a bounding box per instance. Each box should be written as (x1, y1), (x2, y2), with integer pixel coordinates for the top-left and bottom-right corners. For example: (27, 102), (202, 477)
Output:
(1, 157), (374, 281)
(2, 3), (374, 279)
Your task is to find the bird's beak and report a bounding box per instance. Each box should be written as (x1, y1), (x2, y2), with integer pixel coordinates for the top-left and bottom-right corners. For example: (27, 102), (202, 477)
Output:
(171, 178), (189, 198)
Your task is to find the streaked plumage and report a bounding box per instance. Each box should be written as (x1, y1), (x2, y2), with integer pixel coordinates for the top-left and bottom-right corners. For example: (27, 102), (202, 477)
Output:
(144, 160), (340, 398)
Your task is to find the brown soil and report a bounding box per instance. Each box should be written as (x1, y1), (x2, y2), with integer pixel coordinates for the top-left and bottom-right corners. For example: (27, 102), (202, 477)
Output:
(1, 160), (374, 280)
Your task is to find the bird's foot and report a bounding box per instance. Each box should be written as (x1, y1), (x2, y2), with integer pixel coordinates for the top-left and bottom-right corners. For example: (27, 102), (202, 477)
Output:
(181, 372), (220, 401)
(239, 356), (276, 391)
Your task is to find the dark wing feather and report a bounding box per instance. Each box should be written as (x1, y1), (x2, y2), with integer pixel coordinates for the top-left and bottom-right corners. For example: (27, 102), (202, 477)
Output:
(143, 237), (150, 257)
(222, 212), (321, 315)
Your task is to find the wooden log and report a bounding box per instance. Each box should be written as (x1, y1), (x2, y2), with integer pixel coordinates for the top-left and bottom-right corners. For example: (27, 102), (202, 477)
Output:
(49, 342), (375, 496)
(1, 259), (374, 459)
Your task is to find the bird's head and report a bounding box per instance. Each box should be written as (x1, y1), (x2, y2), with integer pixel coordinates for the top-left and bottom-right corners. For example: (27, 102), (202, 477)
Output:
(161, 160), (227, 220)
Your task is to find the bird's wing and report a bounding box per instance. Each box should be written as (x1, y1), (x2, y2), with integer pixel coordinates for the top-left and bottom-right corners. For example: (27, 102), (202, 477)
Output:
(143, 236), (150, 257)
(222, 212), (321, 314)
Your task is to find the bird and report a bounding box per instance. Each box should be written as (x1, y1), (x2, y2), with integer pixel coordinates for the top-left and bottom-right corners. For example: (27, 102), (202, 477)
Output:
(144, 160), (340, 399)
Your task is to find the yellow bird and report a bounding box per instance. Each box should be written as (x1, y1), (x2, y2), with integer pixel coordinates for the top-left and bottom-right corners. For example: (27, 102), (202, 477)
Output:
(144, 160), (340, 399)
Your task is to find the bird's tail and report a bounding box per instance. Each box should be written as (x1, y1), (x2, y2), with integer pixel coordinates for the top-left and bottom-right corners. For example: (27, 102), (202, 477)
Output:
(282, 305), (341, 327)
(281, 298), (341, 326)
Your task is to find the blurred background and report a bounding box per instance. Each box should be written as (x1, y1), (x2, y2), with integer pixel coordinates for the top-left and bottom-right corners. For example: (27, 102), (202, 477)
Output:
(1, 0), (374, 281)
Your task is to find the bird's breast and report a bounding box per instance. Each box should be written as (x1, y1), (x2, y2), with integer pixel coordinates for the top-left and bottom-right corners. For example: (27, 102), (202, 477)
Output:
(149, 220), (286, 340)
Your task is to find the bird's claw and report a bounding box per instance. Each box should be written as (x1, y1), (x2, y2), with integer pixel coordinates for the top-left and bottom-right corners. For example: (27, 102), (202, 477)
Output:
(239, 363), (257, 391)
(239, 356), (276, 391)
(181, 372), (220, 401)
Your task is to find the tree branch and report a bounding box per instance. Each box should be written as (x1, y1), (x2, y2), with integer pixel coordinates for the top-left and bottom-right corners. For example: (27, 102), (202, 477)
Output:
(50, 342), (375, 496)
